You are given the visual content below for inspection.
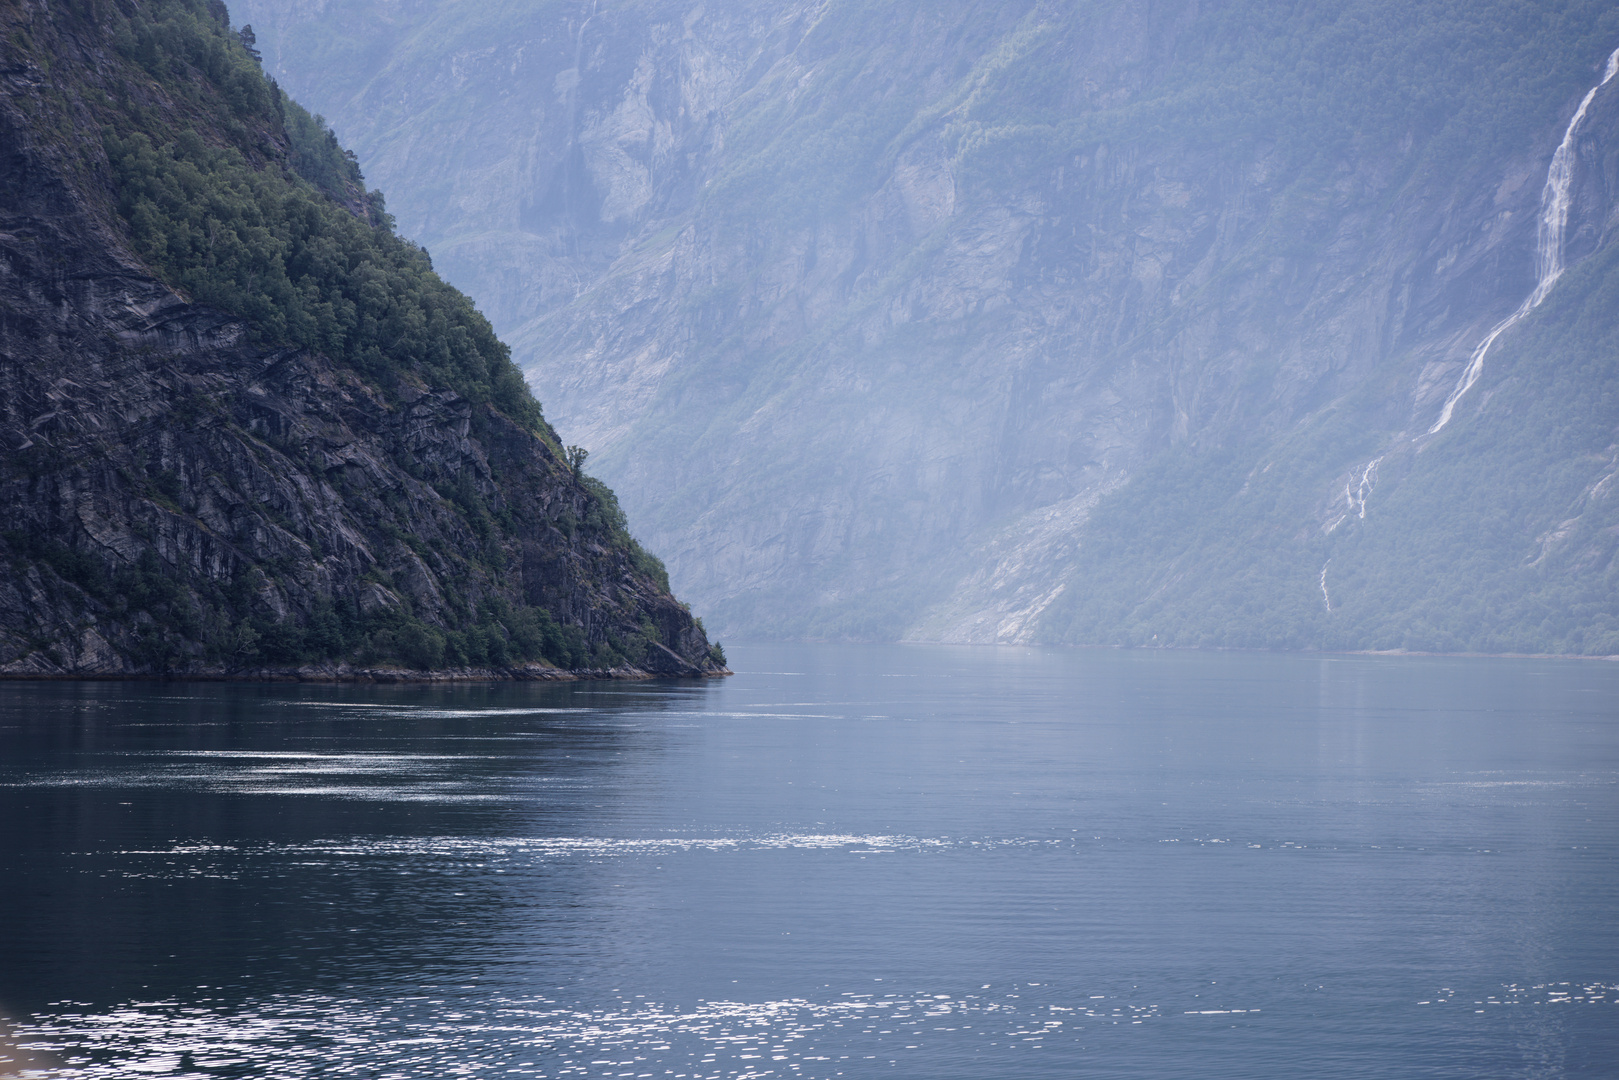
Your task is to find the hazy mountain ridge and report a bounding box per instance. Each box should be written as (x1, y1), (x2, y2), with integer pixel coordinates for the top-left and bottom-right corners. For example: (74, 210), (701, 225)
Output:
(241, 0), (1619, 652)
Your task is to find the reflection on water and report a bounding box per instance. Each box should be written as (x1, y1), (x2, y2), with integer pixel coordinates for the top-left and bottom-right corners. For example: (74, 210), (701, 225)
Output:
(17, 982), (1619, 1079)
(1, 646), (1617, 1078)
(0, 1011), (61, 1077)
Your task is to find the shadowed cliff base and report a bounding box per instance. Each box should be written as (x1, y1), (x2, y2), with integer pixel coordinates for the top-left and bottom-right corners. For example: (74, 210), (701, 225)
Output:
(0, 661), (730, 683)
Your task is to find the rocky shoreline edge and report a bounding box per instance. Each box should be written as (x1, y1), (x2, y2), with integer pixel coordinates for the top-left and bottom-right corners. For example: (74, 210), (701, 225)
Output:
(0, 662), (732, 683)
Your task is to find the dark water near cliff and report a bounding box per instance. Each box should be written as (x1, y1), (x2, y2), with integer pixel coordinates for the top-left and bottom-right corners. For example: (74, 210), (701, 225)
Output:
(1, 645), (1616, 1078)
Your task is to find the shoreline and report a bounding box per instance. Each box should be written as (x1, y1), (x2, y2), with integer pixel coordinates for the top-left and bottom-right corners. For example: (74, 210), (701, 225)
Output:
(894, 639), (1619, 662)
(0, 661), (732, 684)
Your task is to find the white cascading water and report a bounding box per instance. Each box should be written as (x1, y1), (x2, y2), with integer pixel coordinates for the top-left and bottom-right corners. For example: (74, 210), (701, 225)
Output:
(1430, 45), (1619, 434)
(1351, 456), (1381, 519)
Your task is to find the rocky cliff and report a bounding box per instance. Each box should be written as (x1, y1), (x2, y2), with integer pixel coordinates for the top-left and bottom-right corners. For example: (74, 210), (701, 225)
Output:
(240, 0), (1619, 654)
(0, 0), (726, 678)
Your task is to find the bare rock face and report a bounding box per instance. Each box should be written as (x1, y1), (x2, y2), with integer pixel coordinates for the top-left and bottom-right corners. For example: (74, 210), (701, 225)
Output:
(0, 0), (724, 678)
(243, 0), (1619, 653)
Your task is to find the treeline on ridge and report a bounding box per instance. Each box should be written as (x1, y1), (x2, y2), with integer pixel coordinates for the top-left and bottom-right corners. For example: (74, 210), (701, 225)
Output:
(105, 0), (542, 432)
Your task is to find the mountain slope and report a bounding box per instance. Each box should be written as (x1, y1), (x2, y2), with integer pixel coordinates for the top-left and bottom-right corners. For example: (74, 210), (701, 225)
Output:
(240, 0), (1619, 653)
(0, 0), (724, 678)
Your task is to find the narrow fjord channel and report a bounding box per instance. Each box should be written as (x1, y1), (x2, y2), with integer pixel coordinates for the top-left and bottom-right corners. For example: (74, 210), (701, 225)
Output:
(1, 645), (1615, 1078)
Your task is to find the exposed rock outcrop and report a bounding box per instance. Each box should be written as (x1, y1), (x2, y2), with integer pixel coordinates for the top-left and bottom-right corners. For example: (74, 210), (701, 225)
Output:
(0, 0), (725, 678)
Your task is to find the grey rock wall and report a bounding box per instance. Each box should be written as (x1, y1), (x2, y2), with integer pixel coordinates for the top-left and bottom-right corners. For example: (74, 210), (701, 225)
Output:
(239, 0), (1619, 645)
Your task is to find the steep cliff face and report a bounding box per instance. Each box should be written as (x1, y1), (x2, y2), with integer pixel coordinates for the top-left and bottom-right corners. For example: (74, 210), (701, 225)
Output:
(0, 0), (724, 678)
(241, 0), (1619, 653)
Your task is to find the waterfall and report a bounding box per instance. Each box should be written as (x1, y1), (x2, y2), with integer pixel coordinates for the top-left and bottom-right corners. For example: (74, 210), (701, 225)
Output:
(1352, 456), (1382, 519)
(1429, 46), (1619, 435)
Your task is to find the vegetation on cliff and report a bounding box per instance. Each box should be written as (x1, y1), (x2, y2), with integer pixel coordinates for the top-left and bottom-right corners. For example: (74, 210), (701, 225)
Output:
(0, 0), (719, 676)
(107, 0), (540, 429)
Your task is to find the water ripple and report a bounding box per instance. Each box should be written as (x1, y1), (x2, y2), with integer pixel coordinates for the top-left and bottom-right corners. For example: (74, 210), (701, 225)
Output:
(17, 987), (1183, 1080)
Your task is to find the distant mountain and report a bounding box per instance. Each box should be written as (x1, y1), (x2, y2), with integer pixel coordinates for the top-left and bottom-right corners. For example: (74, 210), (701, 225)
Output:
(0, 0), (725, 678)
(241, 0), (1619, 655)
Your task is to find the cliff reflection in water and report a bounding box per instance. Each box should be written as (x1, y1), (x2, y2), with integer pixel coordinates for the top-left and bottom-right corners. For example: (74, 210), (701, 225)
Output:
(0, 679), (691, 1014)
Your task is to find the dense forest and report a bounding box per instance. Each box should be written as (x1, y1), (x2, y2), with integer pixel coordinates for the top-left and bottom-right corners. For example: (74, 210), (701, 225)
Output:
(106, 0), (540, 429)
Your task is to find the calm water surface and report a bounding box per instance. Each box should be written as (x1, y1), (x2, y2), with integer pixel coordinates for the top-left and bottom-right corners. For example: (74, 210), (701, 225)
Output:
(0, 644), (1615, 1078)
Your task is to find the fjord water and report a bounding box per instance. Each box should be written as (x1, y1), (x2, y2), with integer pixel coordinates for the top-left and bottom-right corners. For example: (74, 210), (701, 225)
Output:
(1, 646), (1615, 1078)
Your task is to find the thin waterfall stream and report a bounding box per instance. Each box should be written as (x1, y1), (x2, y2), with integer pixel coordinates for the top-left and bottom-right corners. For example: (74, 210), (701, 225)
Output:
(1430, 45), (1619, 434)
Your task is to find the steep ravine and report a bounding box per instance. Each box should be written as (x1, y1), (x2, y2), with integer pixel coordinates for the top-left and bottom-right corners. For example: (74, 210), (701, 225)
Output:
(0, 0), (725, 679)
